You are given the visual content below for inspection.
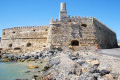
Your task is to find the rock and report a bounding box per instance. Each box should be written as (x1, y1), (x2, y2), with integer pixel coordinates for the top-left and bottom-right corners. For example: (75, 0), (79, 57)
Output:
(42, 64), (52, 71)
(39, 53), (43, 57)
(89, 66), (100, 73)
(43, 74), (52, 80)
(24, 59), (30, 62)
(110, 73), (119, 79)
(33, 75), (38, 77)
(25, 71), (31, 73)
(77, 60), (85, 66)
(100, 69), (110, 76)
(105, 74), (114, 80)
(2, 54), (8, 58)
(24, 56), (30, 59)
(75, 68), (82, 76)
(70, 56), (78, 60)
(27, 65), (39, 69)
(80, 73), (98, 80)
(82, 68), (88, 73)
(86, 60), (99, 66)
(34, 55), (39, 59)
(68, 69), (76, 75)
(32, 75), (39, 80)
(1, 58), (10, 62)
(49, 57), (60, 66)
(118, 76), (120, 80)
(48, 50), (54, 54)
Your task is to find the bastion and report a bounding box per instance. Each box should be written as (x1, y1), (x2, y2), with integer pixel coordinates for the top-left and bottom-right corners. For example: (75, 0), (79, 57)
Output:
(0, 3), (118, 53)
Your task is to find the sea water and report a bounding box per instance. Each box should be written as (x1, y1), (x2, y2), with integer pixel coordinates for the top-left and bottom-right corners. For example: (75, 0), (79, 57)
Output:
(0, 62), (33, 80)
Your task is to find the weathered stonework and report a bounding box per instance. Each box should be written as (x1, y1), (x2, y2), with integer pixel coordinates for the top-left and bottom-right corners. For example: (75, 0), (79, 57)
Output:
(0, 3), (118, 53)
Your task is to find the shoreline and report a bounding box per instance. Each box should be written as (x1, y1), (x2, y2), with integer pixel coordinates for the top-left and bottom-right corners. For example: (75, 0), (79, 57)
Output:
(0, 49), (120, 80)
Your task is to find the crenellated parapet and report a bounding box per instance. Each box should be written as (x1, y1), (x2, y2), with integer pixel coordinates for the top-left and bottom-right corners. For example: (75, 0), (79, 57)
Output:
(50, 18), (61, 25)
(50, 16), (93, 25)
(67, 16), (93, 22)
(2, 26), (49, 31)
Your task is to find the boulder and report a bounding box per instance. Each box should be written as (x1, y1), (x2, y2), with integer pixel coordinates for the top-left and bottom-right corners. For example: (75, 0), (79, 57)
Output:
(25, 71), (31, 73)
(77, 60), (85, 66)
(2, 54), (8, 58)
(70, 56), (78, 60)
(1, 58), (10, 62)
(27, 65), (39, 69)
(82, 68), (88, 73)
(100, 69), (110, 76)
(39, 53), (43, 57)
(105, 74), (114, 80)
(42, 64), (52, 71)
(86, 60), (99, 66)
(118, 76), (120, 80)
(34, 55), (39, 59)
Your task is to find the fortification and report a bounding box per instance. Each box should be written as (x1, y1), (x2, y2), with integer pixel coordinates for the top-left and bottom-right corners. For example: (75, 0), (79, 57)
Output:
(0, 2), (118, 53)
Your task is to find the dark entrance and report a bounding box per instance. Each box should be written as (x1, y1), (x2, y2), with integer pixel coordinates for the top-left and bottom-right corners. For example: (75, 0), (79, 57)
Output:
(71, 40), (79, 46)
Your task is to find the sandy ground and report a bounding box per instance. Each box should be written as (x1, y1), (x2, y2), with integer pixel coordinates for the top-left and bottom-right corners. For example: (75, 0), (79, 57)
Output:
(98, 48), (120, 58)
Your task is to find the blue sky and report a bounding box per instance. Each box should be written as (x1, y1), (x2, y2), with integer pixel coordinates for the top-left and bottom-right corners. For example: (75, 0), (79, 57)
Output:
(0, 0), (120, 41)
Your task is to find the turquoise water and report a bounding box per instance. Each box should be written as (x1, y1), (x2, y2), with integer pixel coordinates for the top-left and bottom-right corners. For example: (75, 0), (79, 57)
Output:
(0, 62), (33, 80)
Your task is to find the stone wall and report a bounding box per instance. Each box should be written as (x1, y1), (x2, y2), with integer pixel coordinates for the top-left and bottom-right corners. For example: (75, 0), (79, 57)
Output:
(47, 17), (97, 50)
(93, 18), (118, 48)
(1, 26), (49, 53)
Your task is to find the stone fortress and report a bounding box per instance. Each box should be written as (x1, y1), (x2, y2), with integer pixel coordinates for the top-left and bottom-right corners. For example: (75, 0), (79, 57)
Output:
(0, 3), (118, 53)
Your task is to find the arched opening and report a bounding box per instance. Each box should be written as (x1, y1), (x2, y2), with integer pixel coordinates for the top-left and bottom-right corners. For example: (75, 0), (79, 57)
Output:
(81, 24), (87, 27)
(13, 31), (15, 33)
(71, 40), (79, 46)
(9, 44), (12, 47)
(33, 29), (36, 32)
(26, 43), (32, 47)
(3, 32), (5, 35)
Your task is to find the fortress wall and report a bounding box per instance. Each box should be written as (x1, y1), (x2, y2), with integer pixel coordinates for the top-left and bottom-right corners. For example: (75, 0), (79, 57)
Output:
(93, 18), (118, 48)
(48, 17), (97, 50)
(1, 26), (49, 53)
(2, 26), (49, 39)
(1, 39), (47, 53)
(48, 22), (71, 47)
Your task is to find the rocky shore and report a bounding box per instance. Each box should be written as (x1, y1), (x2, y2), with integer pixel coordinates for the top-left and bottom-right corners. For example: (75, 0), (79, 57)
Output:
(0, 49), (120, 80)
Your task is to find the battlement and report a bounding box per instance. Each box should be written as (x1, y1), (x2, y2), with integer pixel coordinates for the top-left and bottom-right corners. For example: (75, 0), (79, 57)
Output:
(50, 16), (93, 25)
(2, 26), (49, 31)
(68, 15), (93, 20)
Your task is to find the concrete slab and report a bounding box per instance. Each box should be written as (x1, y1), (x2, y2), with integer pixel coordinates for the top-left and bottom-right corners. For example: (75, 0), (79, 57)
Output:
(98, 48), (120, 58)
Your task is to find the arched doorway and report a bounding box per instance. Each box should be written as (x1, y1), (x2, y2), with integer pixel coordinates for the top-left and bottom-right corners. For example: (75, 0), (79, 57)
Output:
(71, 40), (79, 46)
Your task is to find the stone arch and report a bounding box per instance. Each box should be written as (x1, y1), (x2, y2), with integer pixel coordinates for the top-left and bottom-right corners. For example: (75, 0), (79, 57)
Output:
(71, 40), (79, 46)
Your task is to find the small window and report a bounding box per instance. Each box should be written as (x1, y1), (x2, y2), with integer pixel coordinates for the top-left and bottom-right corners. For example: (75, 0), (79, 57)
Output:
(33, 29), (36, 31)
(14, 47), (21, 50)
(3, 32), (5, 35)
(43, 46), (46, 47)
(26, 43), (32, 47)
(9, 44), (12, 47)
(45, 29), (48, 31)
(81, 24), (87, 27)
(13, 31), (15, 33)
(98, 27), (101, 30)
(71, 40), (79, 46)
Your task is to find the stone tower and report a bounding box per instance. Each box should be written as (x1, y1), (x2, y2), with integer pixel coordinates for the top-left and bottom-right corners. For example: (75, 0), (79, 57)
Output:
(59, 2), (67, 21)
